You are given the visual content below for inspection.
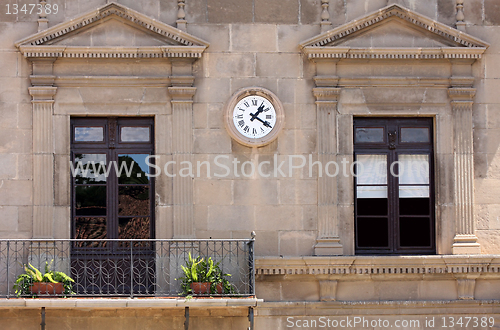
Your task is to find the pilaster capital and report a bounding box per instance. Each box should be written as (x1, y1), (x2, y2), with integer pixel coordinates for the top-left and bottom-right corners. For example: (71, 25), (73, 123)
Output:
(313, 87), (341, 104)
(448, 87), (476, 111)
(168, 86), (196, 103)
(448, 87), (476, 101)
(28, 86), (57, 102)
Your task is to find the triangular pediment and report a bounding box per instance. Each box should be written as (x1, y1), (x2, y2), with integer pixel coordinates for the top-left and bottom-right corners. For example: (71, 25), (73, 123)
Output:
(15, 2), (209, 59)
(300, 4), (488, 60)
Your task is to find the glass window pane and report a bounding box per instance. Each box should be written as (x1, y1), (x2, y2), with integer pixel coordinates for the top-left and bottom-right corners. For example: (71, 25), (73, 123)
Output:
(401, 127), (429, 143)
(118, 154), (151, 184)
(356, 154), (387, 184)
(73, 154), (107, 184)
(119, 217), (150, 239)
(399, 217), (431, 247)
(355, 127), (384, 143)
(74, 217), (107, 240)
(75, 127), (104, 142)
(357, 217), (389, 248)
(399, 186), (429, 198)
(400, 198), (430, 215)
(399, 154), (429, 184)
(75, 186), (106, 216)
(119, 186), (150, 216)
(357, 198), (388, 215)
(357, 186), (387, 198)
(121, 127), (150, 142)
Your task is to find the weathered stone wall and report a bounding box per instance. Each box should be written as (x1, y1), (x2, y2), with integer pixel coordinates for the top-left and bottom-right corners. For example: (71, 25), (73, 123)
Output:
(1, 0), (500, 255)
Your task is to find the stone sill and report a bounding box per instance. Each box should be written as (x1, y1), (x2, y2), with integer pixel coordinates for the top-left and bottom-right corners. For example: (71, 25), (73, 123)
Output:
(256, 255), (500, 277)
(0, 297), (261, 309)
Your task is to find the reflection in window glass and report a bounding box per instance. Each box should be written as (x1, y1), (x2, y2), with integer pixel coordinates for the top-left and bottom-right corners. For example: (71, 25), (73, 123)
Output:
(74, 154), (107, 184)
(355, 127), (384, 143)
(399, 154), (429, 184)
(356, 155), (387, 185)
(75, 127), (104, 142)
(119, 217), (150, 239)
(74, 217), (107, 240)
(75, 186), (107, 216)
(118, 154), (150, 184)
(121, 127), (150, 142)
(401, 127), (429, 143)
(118, 186), (150, 216)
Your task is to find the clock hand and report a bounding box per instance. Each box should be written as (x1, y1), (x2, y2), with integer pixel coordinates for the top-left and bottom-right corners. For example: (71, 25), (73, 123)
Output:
(251, 114), (272, 128)
(250, 103), (265, 122)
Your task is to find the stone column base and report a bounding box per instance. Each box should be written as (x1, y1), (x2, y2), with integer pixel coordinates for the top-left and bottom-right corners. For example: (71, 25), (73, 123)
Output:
(452, 234), (481, 254)
(314, 238), (343, 256)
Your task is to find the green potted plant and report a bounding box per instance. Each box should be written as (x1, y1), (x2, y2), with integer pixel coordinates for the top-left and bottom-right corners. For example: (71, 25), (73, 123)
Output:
(177, 253), (235, 295)
(13, 261), (74, 297)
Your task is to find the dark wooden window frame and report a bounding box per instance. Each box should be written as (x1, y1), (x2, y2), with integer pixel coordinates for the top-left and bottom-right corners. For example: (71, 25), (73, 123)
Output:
(70, 117), (155, 243)
(354, 117), (436, 255)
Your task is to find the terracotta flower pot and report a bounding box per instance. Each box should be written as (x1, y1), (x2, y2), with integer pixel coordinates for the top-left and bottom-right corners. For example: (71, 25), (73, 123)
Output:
(216, 283), (223, 294)
(190, 282), (211, 294)
(30, 282), (64, 296)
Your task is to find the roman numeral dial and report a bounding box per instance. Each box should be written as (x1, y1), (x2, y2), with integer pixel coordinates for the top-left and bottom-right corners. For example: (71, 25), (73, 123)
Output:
(232, 95), (276, 139)
(224, 87), (285, 148)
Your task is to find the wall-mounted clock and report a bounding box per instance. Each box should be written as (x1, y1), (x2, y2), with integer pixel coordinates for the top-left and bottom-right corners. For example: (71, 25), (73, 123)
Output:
(224, 87), (285, 147)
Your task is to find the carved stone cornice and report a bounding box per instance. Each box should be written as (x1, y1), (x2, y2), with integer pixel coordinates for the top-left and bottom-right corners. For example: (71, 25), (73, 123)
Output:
(15, 2), (208, 48)
(17, 46), (207, 59)
(256, 256), (500, 277)
(300, 4), (488, 61)
(15, 2), (209, 60)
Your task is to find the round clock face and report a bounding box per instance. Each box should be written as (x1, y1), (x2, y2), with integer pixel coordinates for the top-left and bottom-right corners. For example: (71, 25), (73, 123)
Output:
(232, 95), (276, 139)
(224, 87), (285, 147)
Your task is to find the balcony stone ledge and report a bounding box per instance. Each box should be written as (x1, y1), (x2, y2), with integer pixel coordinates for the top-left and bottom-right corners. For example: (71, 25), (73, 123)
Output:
(0, 297), (261, 309)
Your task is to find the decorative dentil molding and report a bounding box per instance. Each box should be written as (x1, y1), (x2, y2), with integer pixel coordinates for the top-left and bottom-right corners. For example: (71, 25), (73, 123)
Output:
(15, 2), (209, 59)
(300, 4), (488, 60)
(256, 256), (500, 277)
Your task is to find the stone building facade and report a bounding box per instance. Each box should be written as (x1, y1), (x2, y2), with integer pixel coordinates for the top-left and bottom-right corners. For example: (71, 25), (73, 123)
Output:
(1, 0), (500, 329)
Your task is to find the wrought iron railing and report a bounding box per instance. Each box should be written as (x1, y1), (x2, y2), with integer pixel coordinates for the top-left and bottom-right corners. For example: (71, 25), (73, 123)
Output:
(0, 239), (255, 298)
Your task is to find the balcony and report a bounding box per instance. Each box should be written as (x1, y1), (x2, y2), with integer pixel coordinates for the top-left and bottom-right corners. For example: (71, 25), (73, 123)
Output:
(0, 239), (255, 298)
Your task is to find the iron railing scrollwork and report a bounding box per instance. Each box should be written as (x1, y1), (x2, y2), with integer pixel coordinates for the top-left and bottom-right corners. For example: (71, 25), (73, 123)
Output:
(0, 239), (255, 298)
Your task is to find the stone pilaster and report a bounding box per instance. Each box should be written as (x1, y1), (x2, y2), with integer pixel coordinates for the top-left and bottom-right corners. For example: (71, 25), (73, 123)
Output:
(449, 87), (480, 254)
(29, 86), (57, 238)
(168, 86), (196, 238)
(313, 87), (343, 255)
